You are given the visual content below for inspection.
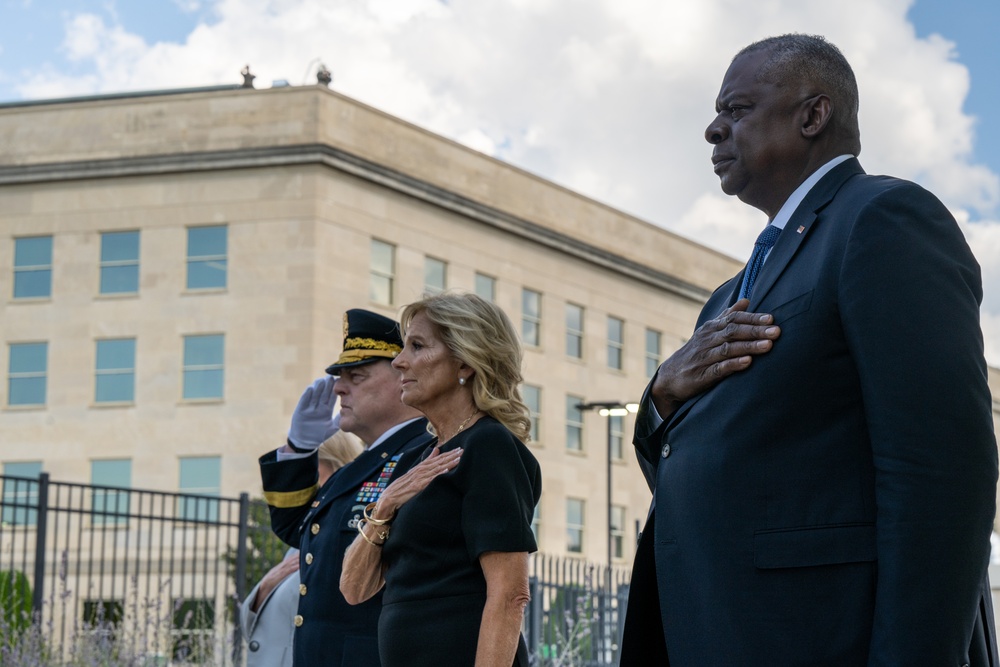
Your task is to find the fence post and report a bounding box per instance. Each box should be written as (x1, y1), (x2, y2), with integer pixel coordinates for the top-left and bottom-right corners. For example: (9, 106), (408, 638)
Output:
(231, 492), (250, 665)
(235, 493), (250, 604)
(527, 576), (540, 659)
(30, 472), (49, 615)
(615, 581), (630, 666)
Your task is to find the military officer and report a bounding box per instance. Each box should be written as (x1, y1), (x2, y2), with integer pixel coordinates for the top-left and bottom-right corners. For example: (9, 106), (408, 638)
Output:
(260, 309), (432, 666)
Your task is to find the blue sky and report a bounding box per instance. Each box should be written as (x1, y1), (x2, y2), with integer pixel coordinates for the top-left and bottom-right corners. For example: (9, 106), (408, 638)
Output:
(1, 0), (999, 361)
(907, 0), (999, 192)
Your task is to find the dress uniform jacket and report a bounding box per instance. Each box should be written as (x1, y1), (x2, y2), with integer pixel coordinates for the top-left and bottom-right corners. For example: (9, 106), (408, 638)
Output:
(260, 418), (432, 667)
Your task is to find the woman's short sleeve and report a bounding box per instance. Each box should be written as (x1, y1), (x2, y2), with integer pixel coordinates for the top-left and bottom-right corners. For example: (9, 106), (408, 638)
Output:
(458, 423), (541, 561)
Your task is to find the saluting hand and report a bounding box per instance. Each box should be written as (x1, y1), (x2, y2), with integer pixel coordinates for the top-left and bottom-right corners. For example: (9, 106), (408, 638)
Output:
(374, 446), (463, 520)
(288, 376), (340, 450)
(651, 299), (780, 419)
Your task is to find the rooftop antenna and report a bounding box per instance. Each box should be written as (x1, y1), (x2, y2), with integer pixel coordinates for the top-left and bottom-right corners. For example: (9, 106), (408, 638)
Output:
(301, 58), (321, 85)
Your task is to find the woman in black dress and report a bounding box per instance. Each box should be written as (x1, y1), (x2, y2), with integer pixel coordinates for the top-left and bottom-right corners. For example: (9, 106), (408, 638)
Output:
(340, 292), (541, 667)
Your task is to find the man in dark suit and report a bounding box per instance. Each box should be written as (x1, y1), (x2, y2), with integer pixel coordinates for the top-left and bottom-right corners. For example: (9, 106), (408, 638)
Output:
(620, 34), (998, 666)
(259, 309), (432, 667)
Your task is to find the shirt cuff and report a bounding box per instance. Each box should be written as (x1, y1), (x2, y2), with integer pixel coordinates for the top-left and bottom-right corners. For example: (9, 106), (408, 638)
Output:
(644, 401), (664, 431)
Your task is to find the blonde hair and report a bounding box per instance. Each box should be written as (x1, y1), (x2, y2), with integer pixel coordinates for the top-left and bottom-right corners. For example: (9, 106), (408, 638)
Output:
(318, 430), (364, 472)
(400, 292), (531, 442)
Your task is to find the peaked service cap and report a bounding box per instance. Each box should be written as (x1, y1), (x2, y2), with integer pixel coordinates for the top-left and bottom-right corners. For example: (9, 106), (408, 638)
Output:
(325, 309), (403, 374)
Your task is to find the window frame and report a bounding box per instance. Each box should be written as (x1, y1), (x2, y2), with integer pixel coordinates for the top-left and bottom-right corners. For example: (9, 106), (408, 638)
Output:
(1, 461), (43, 526)
(91, 459), (132, 526)
(565, 395), (584, 452)
(13, 235), (53, 300)
(565, 303), (584, 359)
(566, 497), (585, 554)
(8, 342), (48, 407)
(95, 338), (137, 404)
(99, 230), (140, 295)
(185, 225), (228, 291)
(369, 239), (395, 305)
(610, 505), (626, 560)
(423, 256), (447, 295)
(521, 288), (542, 347)
(523, 384), (541, 443)
(645, 328), (662, 379)
(474, 273), (496, 302)
(182, 334), (225, 401)
(607, 315), (624, 370)
(177, 456), (221, 522)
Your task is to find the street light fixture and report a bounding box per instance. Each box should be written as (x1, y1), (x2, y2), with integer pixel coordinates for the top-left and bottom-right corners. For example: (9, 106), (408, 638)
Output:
(575, 400), (639, 567)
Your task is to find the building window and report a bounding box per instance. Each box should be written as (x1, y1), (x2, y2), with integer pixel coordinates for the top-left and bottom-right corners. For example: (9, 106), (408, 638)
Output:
(523, 384), (541, 443)
(172, 598), (215, 663)
(611, 505), (626, 560)
(566, 395), (583, 452)
(609, 415), (624, 460)
(607, 316), (624, 370)
(100, 231), (140, 294)
(567, 498), (585, 554)
(531, 503), (541, 543)
(182, 335), (224, 400)
(95, 339), (136, 403)
(177, 457), (220, 522)
(474, 273), (496, 302)
(91, 459), (131, 526)
(8, 342), (47, 407)
(370, 239), (395, 305)
(1, 461), (42, 526)
(521, 289), (541, 347)
(566, 303), (584, 358)
(424, 257), (447, 294)
(186, 225), (227, 290)
(645, 328), (662, 379)
(13, 236), (52, 299)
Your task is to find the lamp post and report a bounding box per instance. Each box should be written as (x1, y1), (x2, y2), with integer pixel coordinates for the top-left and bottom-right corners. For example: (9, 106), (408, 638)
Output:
(576, 400), (639, 567)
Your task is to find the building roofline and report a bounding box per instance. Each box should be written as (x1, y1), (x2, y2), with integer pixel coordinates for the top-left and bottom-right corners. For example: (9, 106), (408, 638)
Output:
(0, 85), (243, 110)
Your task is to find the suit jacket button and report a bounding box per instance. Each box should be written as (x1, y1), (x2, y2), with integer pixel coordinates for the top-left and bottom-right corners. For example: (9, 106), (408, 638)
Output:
(661, 443), (671, 458)
(311, 523), (320, 535)
(294, 615), (304, 627)
(248, 641), (260, 652)
(305, 553), (313, 564)
(299, 584), (307, 596)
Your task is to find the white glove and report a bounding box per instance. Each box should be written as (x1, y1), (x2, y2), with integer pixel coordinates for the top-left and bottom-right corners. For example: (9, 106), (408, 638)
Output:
(287, 377), (339, 450)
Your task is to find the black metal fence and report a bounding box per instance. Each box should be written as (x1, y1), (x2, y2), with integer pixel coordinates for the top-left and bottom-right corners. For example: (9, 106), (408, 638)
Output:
(527, 555), (631, 667)
(1, 474), (630, 666)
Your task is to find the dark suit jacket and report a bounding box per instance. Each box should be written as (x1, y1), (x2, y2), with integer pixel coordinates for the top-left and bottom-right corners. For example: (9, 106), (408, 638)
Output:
(620, 159), (998, 666)
(260, 419), (432, 667)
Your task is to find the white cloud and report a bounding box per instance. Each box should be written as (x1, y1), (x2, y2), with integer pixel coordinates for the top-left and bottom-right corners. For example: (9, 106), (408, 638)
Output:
(10, 0), (1000, 363)
(959, 218), (1000, 364)
(172, 0), (203, 11)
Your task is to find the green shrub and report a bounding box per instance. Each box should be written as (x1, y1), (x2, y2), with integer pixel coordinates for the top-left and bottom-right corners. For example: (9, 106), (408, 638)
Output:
(0, 570), (32, 636)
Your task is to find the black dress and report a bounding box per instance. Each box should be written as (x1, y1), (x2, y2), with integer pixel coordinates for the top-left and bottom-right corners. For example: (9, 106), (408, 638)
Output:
(378, 417), (542, 667)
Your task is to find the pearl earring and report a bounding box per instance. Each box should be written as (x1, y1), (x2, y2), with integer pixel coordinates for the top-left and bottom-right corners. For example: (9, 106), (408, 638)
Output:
(459, 377), (466, 386)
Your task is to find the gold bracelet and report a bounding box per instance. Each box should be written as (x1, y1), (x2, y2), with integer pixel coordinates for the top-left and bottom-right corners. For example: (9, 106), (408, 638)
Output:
(363, 502), (393, 526)
(356, 519), (388, 547)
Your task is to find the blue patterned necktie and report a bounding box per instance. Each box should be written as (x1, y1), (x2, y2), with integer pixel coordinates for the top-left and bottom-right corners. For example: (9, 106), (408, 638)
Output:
(739, 224), (782, 300)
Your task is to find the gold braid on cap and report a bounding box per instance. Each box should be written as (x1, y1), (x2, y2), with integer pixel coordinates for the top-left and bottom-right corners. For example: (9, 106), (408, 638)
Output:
(338, 337), (401, 363)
